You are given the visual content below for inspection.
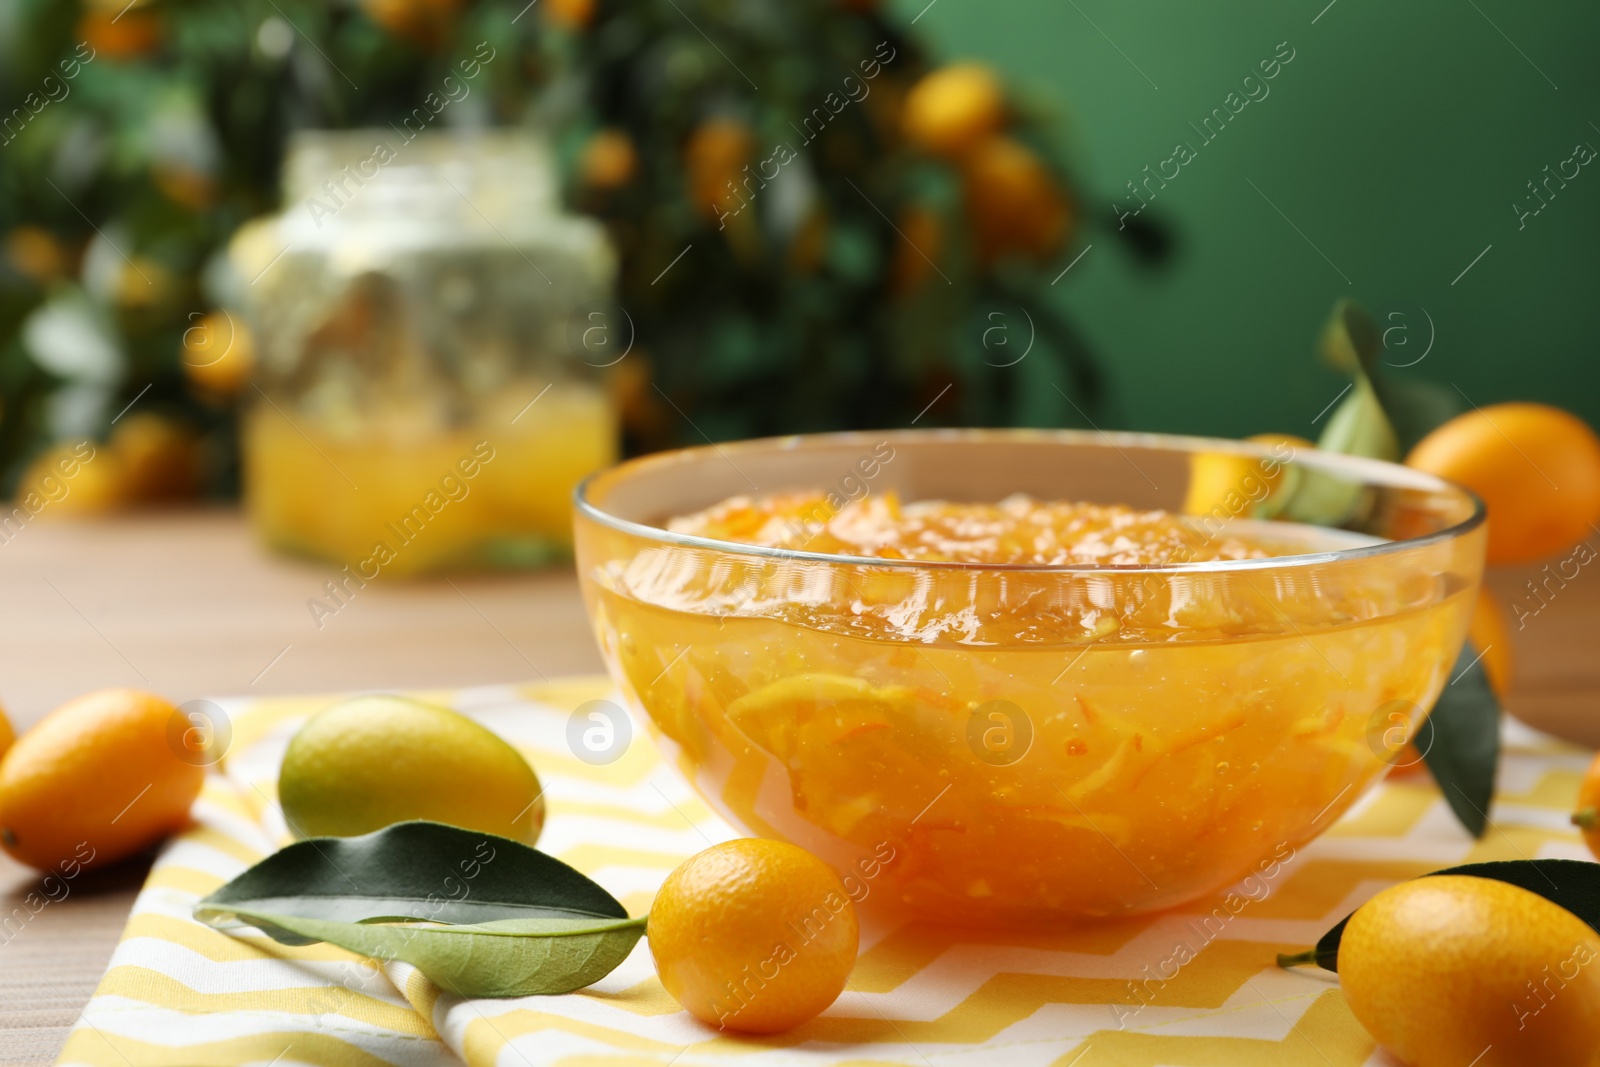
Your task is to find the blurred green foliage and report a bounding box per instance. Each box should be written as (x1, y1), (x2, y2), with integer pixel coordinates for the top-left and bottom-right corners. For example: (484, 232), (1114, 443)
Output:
(0, 0), (1163, 497)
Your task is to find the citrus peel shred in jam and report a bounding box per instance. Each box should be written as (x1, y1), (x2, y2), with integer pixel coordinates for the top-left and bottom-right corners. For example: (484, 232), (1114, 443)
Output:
(668, 490), (1281, 566)
(590, 489), (1474, 923)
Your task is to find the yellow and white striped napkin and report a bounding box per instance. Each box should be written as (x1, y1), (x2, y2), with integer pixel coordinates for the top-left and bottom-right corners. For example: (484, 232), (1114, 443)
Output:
(56, 678), (1594, 1067)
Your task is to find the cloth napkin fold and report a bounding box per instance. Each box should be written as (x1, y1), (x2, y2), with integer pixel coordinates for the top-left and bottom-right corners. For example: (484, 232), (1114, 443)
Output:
(55, 678), (1593, 1067)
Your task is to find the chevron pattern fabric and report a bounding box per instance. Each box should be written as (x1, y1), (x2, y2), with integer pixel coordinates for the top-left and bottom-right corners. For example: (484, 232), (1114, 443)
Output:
(56, 678), (1594, 1067)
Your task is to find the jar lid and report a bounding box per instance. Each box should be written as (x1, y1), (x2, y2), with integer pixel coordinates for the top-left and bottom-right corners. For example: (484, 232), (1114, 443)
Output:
(274, 128), (598, 255)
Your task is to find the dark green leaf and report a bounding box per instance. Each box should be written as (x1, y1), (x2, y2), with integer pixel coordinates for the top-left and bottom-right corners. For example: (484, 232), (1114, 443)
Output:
(210, 907), (645, 997)
(1280, 859), (1600, 973)
(1371, 374), (1467, 454)
(1319, 299), (1382, 377)
(195, 821), (645, 997)
(1421, 645), (1502, 838)
(1292, 301), (1498, 835)
(1311, 299), (1398, 463)
(198, 820), (628, 929)
(1278, 300), (1398, 526)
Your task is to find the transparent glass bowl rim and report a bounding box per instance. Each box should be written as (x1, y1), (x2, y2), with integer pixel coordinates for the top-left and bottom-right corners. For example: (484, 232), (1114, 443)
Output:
(574, 428), (1486, 575)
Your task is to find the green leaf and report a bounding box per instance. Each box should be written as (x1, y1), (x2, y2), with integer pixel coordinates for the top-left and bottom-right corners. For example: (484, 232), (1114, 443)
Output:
(210, 908), (645, 997)
(1311, 299), (1399, 464)
(1279, 859), (1600, 973)
(1286, 299), (1498, 838)
(197, 820), (629, 927)
(1371, 374), (1467, 455)
(195, 821), (646, 997)
(1277, 301), (1400, 526)
(1285, 299), (1499, 843)
(1420, 644), (1502, 839)
(1276, 375), (1396, 527)
(1316, 372), (1399, 463)
(1318, 299), (1382, 377)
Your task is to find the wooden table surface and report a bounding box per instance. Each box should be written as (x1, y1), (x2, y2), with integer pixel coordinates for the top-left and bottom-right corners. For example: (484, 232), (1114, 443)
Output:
(0, 509), (1595, 1064)
(0, 510), (604, 1065)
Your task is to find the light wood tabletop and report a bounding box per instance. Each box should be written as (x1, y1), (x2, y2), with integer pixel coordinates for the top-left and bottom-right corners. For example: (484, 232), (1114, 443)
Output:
(0, 509), (604, 1065)
(0, 509), (1595, 1065)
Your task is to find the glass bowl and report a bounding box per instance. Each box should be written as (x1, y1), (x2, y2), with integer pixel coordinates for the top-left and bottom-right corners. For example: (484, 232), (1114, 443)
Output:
(573, 430), (1485, 925)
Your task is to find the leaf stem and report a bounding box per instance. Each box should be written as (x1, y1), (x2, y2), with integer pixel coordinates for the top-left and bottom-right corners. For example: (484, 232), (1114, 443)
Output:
(1276, 949), (1320, 969)
(1573, 807), (1597, 830)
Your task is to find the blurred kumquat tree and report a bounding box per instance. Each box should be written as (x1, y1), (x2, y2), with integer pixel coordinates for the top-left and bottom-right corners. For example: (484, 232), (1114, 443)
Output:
(0, 0), (1167, 501)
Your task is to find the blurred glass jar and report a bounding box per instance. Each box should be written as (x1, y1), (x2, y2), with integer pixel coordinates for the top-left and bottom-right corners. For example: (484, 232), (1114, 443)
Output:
(230, 129), (619, 576)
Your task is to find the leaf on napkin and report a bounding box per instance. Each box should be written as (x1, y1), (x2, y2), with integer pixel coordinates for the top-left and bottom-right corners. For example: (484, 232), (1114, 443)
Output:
(1420, 645), (1502, 839)
(1278, 859), (1600, 973)
(194, 821), (646, 997)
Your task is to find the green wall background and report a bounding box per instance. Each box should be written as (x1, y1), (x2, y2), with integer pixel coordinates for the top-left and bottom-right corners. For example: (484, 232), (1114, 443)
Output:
(906, 0), (1599, 439)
